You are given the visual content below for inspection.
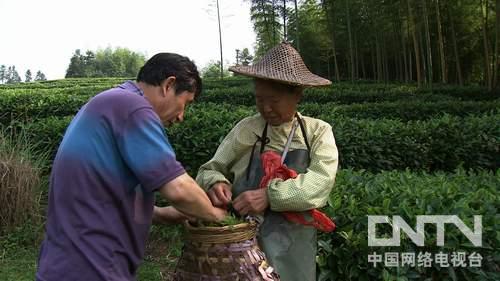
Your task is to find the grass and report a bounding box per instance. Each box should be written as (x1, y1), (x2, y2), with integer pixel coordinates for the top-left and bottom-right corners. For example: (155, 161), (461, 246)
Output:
(0, 129), (185, 281)
(0, 250), (176, 281)
(0, 248), (37, 281)
(0, 129), (47, 235)
(0, 224), (184, 281)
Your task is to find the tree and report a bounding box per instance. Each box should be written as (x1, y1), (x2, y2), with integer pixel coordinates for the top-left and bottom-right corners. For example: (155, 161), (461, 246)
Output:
(345, 0), (355, 81)
(6, 66), (21, 84)
(0, 65), (5, 84)
(35, 71), (47, 81)
(202, 60), (231, 79)
(95, 48), (120, 77)
(278, 0), (297, 41)
(66, 47), (145, 78)
(66, 49), (86, 77)
(245, 0), (496, 85)
(494, 0), (499, 89)
(248, 0), (282, 58)
(407, 0), (423, 87)
(435, 0), (447, 83)
(446, 1), (463, 85)
(480, 0), (493, 90)
(239, 48), (254, 65)
(83, 51), (97, 76)
(322, 0), (340, 81)
(5, 66), (12, 83)
(287, 0), (330, 78)
(422, 0), (433, 90)
(25, 69), (32, 83)
(398, 0), (410, 82)
(12, 69), (22, 83)
(293, 0), (300, 51)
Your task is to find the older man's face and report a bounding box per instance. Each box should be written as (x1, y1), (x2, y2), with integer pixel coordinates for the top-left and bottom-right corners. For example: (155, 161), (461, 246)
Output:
(254, 79), (301, 126)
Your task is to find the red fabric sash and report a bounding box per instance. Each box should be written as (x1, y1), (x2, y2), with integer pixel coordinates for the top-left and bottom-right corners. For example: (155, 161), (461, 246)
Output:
(259, 151), (335, 233)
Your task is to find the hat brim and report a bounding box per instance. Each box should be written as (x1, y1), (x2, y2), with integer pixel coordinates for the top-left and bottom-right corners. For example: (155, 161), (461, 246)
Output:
(229, 65), (332, 87)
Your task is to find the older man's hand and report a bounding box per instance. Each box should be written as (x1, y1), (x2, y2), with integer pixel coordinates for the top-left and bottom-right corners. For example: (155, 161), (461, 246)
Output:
(232, 189), (269, 215)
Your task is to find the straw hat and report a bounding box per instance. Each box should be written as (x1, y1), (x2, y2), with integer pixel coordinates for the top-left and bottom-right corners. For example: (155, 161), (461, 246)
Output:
(229, 42), (331, 87)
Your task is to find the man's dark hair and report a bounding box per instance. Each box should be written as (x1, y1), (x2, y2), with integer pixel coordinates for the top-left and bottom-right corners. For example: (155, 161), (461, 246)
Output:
(137, 53), (202, 98)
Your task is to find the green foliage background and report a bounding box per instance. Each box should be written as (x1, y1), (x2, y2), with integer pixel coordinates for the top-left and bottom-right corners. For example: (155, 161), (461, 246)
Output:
(0, 77), (499, 280)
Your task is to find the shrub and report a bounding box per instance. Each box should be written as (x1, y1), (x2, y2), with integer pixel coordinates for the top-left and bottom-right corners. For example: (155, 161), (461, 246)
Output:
(325, 113), (500, 172)
(1, 88), (498, 126)
(300, 101), (500, 121)
(317, 168), (500, 280)
(16, 111), (500, 174)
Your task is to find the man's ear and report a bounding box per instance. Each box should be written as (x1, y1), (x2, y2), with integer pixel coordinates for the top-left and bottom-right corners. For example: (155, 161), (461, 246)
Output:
(162, 76), (177, 95)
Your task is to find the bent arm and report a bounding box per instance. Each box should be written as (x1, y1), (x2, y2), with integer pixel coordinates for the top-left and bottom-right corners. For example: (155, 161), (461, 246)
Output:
(158, 173), (226, 221)
(152, 206), (190, 224)
(267, 124), (339, 212)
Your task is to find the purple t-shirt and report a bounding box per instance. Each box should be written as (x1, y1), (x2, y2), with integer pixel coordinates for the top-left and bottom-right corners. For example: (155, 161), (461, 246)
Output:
(36, 81), (185, 281)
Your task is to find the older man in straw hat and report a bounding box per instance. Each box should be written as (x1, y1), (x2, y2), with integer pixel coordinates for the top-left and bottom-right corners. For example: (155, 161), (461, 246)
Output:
(196, 43), (339, 281)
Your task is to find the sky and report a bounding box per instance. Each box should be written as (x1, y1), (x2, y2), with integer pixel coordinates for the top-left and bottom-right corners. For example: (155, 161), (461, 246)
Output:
(0, 0), (256, 80)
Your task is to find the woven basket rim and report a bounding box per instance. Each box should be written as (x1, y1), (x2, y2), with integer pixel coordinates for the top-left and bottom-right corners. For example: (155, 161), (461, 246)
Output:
(183, 221), (258, 243)
(184, 220), (256, 231)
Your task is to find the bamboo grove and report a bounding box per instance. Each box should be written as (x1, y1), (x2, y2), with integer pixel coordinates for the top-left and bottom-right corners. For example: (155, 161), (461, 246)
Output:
(246, 0), (500, 90)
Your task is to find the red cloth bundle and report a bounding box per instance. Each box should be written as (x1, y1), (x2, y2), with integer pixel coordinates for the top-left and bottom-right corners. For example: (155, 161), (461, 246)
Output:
(259, 151), (335, 233)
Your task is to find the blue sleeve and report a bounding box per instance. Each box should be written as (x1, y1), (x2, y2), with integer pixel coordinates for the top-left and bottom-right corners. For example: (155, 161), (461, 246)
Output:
(117, 108), (185, 192)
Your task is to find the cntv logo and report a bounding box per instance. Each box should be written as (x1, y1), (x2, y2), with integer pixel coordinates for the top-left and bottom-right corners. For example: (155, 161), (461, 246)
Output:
(368, 215), (482, 247)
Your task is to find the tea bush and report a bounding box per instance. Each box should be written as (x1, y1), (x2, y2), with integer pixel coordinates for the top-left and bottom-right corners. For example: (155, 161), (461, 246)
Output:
(16, 110), (500, 173)
(317, 168), (500, 280)
(1, 90), (498, 126)
(1, 78), (498, 280)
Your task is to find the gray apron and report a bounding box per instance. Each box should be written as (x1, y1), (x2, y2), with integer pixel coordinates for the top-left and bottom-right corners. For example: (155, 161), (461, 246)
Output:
(232, 114), (317, 281)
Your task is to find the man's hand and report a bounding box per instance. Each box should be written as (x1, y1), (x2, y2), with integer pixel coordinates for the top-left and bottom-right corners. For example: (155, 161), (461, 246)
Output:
(211, 206), (228, 221)
(152, 206), (192, 224)
(159, 173), (228, 222)
(232, 189), (269, 215)
(207, 182), (232, 207)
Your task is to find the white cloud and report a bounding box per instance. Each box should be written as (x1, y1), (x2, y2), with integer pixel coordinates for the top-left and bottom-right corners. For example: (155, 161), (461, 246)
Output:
(0, 0), (255, 80)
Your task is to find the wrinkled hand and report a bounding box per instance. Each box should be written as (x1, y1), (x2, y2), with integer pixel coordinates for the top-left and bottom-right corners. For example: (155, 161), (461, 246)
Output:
(233, 189), (269, 215)
(207, 182), (232, 207)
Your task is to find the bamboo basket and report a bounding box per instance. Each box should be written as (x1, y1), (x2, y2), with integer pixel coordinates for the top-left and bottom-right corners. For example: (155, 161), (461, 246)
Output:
(173, 221), (280, 281)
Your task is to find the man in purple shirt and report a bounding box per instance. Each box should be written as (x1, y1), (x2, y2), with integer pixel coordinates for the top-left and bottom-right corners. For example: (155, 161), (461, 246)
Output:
(36, 53), (227, 281)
